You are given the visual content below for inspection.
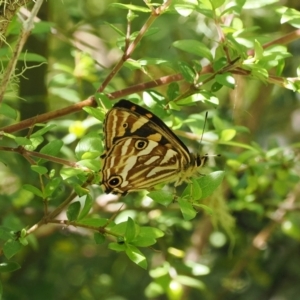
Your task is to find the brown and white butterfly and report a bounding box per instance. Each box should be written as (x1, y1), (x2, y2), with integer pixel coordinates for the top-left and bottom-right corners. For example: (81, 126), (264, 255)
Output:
(100, 99), (207, 196)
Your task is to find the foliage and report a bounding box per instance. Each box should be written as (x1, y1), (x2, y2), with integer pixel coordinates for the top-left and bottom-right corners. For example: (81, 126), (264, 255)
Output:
(0, 0), (300, 299)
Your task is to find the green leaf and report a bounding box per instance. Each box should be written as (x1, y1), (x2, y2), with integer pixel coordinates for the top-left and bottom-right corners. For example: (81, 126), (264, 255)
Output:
(220, 129), (236, 141)
(3, 240), (22, 259)
(109, 222), (127, 236)
(175, 2), (197, 17)
(213, 57), (228, 71)
(110, 3), (151, 12)
(39, 140), (63, 164)
(31, 124), (57, 138)
(178, 198), (197, 221)
(22, 184), (43, 198)
(177, 61), (196, 83)
(132, 227), (164, 247)
(193, 203), (213, 215)
(125, 244), (148, 269)
(215, 73), (235, 89)
(125, 217), (137, 243)
(15, 137), (32, 146)
(109, 242), (126, 252)
(254, 39), (264, 60)
(173, 40), (213, 61)
(0, 227), (14, 241)
(94, 232), (106, 244)
(66, 201), (81, 221)
(77, 218), (108, 227)
(76, 159), (101, 171)
(31, 165), (48, 175)
(196, 171), (225, 199)
(44, 177), (63, 198)
(0, 103), (17, 119)
(60, 168), (86, 180)
(75, 132), (103, 160)
(148, 190), (174, 206)
(176, 275), (205, 290)
(181, 179), (202, 201)
(0, 261), (21, 273)
(83, 107), (105, 121)
(211, 81), (223, 92)
(78, 194), (93, 220)
(104, 22), (126, 37)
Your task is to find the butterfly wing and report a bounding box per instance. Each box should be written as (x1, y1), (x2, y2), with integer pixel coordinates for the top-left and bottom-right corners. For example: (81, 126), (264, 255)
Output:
(103, 100), (191, 160)
(101, 99), (199, 195)
(101, 137), (184, 194)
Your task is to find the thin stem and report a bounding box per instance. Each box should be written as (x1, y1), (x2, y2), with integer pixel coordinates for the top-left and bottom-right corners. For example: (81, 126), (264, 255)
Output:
(0, 146), (81, 168)
(97, 0), (172, 93)
(0, 0), (44, 103)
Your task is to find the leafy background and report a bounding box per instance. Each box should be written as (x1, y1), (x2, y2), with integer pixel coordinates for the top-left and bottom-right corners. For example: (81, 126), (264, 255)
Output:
(1, 0), (300, 299)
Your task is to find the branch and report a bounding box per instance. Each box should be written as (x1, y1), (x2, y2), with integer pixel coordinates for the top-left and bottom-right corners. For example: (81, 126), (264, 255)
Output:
(97, 0), (172, 93)
(0, 0), (44, 104)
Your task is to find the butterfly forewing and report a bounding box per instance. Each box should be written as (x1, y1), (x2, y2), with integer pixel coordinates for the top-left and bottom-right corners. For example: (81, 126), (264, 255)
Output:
(101, 99), (205, 195)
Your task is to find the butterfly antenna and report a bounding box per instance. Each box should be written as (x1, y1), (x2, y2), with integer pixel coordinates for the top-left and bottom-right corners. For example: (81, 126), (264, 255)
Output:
(200, 112), (221, 159)
(200, 111), (208, 144)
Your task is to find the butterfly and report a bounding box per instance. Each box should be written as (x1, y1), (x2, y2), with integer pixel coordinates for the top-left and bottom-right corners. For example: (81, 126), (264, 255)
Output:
(100, 99), (208, 196)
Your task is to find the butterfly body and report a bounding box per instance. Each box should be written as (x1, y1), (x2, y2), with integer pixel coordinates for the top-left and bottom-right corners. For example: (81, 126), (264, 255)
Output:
(101, 99), (206, 195)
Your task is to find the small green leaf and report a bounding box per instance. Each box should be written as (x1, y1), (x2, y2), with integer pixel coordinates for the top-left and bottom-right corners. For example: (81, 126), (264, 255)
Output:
(73, 184), (90, 197)
(0, 261), (21, 273)
(175, 2), (197, 17)
(173, 40), (213, 61)
(148, 190), (173, 206)
(109, 222), (127, 236)
(132, 227), (164, 247)
(104, 22), (126, 37)
(254, 39), (264, 60)
(77, 218), (108, 227)
(22, 184), (43, 198)
(125, 244), (148, 269)
(3, 240), (22, 259)
(193, 203), (214, 215)
(215, 73), (235, 89)
(44, 177), (62, 198)
(213, 57), (228, 71)
(177, 61), (196, 83)
(196, 171), (225, 199)
(125, 217), (137, 243)
(78, 194), (93, 220)
(181, 179), (202, 201)
(109, 242), (126, 252)
(60, 168), (86, 180)
(31, 124), (56, 138)
(94, 232), (106, 244)
(75, 132), (103, 160)
(0, 103), (17, 119)
(220, 129), (236, 141)
(0, 227), (14, 240)
(31, 165), (48, 175)
(39, 140), (63, 163)
(76, 159), (101, 171)
(211, 81), (223, 92)
(110, 3), (151, 12)
(15, 137), (32, 146)
(178, 198), (197, 221)
(19, 236), (28, 246)
(66, 201), (81, 221)
(83, 107), (105, 121)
